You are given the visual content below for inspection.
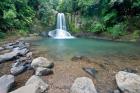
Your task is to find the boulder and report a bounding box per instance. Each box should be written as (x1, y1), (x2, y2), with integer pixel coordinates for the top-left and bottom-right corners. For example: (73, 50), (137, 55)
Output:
(3, 43), (14, 49)
(25, 75), (48, 92)
(31, 57), (53, 69)
(10, 83), (40, 93)
(0, 75), (15, 93)
(0, 47), (29, 63)
(0, 51), (18, 63)
(70, 77), (97, 93)
(13, 47), (29, 56)
(116, 71), (140, 93)
(35, 67), (53, 76)
(11, 65), (26, 76)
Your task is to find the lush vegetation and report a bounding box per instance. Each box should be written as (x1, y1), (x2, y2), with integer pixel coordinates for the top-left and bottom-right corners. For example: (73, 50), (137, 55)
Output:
(0, 0), (140, 40)
(58, 0), (140, 39)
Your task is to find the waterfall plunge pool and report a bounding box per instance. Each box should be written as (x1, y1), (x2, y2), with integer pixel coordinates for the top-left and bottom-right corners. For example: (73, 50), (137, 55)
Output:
(32, 38), (140, 61)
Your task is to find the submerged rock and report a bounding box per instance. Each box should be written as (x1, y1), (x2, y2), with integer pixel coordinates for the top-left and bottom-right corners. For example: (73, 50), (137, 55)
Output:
(31, 57), (53, 69)
(71, 55), (84, 61)
(70, 77), (98, 93)
(0, 75), (15, 93)
(83, 67), (97, 78)
(122, 68), (138, 73)
(116, 71), (140, 93)
(71, 55), (90, 62)
(25, 75), (48, 92)
(35, 67), (53, 76)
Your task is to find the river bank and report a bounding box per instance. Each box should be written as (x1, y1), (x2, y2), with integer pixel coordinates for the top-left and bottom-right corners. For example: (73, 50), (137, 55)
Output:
(74, 32), (140, 42)
(0, 35), (140, 93)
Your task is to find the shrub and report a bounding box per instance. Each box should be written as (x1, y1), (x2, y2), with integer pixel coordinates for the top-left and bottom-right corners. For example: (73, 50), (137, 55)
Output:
(0, 32), (6, 39)
(89, 21), (105, 33)
(132, 30), (140, 40)
(107, 23), (126, 38)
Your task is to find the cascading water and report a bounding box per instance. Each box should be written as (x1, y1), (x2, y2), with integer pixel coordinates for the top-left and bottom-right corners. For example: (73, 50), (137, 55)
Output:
(48, 13), (75, 39)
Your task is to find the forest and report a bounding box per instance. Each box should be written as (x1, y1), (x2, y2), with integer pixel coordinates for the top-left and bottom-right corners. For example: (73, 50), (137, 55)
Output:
(0, 0), (140, 40)
(1, 1), (140, 93)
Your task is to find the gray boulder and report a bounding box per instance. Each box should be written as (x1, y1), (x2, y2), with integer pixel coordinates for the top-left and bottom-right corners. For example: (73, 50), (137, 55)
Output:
(0, 47), (29, 63)
(0, 51), (18, 63)
(0, 75), (15, 93)
(116, 71), (140, 93)
(10, 83), (40, 93)
(70, 77), (97, 93)
(35, 67), (53, 76)
(13, 47), (29, 56)
(25, 75), (48, 92)
(31, 57), (53, 69)
(11, 65), (26, 76)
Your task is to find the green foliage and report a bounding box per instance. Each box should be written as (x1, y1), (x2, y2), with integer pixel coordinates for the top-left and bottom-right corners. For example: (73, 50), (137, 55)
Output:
(3, 9), (16, 19)
(89, 21), (105, 33)
(69, 22), (80, 33)
(18, 29), (29, 36)
(103, 10), (117, 22)
(107, 23), (126, 38)
(132, 30), (140, 40)
(0, 31), (6, 39)
(0, 0), (35, 36)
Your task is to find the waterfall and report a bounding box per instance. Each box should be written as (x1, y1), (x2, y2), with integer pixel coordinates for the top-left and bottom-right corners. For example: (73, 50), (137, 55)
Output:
(48, 13), (75, 39)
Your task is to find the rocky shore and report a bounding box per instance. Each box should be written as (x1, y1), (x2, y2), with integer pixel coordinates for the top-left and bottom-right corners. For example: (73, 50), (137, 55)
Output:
(0, 38), (140, 93)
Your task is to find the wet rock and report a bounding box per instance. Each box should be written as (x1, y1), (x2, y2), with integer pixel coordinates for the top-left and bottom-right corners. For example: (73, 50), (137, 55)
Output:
(70, 77), (98, 93)
(122, 68), (138, 73)
(71, 55), (90, 62)
(25, 75), (48, 92)
(82, 67), (97, 78)
(35, 67), (53, 76)
(116, 71), (140, 93)
(0, 75), (15, 93)
(10, 83), (41, 93)
(71, 55), (84, 61)
(31, 57), (53, 69)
